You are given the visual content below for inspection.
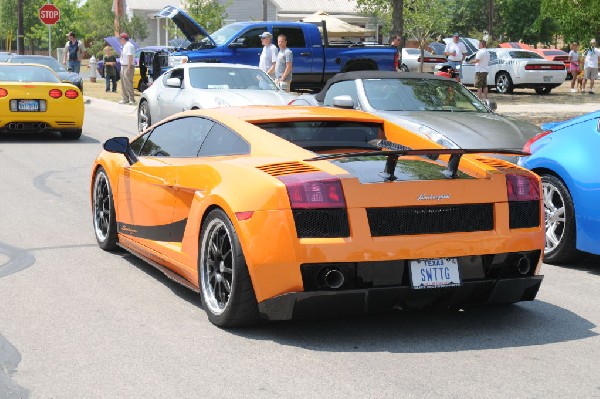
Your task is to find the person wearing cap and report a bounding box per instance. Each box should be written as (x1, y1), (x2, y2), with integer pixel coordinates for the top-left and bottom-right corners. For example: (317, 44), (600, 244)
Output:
(582, 39), (600, 94)
(443, 33), (467, 82)
(258, 31), (277, 79)
(118, 32), (136, 105)
(63, 32), (86, 74)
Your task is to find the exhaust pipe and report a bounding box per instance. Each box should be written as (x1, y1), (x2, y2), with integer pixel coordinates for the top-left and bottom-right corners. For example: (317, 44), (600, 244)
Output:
(318, 268), (345, 289)
(8, 123), (17, 130)
(514, 255), (531, 275)
(38, 122), (47, 130)
(31, 123), (38, 130)
(16, 123), (24, 130)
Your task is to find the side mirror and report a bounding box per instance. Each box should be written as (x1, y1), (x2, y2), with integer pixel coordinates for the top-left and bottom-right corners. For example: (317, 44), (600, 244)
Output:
(332, 95), (355, 109)
(229, 37), (246, 48)
(104, 137), (138, 165)
(166, 77), (182, 88)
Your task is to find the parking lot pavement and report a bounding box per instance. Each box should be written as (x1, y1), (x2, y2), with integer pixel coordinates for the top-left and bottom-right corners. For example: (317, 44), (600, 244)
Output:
(489, 81), (600, 125)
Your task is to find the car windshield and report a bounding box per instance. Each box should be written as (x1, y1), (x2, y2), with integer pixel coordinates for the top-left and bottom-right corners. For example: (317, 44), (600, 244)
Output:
(9, 56), (66, 72)
(0, 65), (61, 83)
(508, 51), (544, 59)
(362, 78), (488, 112)
(204, 23), (244, 46)
(254, 120), (383, 150)
(188, 67), (278, 90)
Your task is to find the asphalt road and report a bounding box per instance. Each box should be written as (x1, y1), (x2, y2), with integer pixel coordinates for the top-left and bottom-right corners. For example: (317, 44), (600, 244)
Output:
(1, 99), (600, 399)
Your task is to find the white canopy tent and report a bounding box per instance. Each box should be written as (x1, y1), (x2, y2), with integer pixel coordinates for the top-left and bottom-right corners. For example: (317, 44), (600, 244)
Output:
(302, 11), (375, 38)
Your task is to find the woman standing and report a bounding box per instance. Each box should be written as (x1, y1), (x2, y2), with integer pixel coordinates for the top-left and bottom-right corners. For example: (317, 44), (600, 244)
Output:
(568, 42), (580, 93)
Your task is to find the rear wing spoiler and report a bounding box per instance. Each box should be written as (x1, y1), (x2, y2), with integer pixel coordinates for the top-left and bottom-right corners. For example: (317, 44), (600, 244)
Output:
(305, 140), (529, 180)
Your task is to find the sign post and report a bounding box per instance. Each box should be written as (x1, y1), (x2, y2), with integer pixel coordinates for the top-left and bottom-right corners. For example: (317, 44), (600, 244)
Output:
(39, 3), (60, 57)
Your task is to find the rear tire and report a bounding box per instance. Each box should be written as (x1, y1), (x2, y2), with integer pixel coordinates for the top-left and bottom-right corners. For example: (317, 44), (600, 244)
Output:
(401, 64), (409, 72)
(60, 129), (82, 140)
(541, 174), (579, 263)
(495, 72), (514, 94)
(92, 167), (118, 251)
(199, 209), (259, 327)
(535, 87), (552, 95)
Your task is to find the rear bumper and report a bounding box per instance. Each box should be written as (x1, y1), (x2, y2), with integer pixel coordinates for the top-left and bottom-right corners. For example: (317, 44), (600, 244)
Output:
(258, 276), (543, 321)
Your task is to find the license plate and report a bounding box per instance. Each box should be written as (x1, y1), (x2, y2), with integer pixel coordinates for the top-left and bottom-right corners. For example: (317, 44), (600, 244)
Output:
(410, 258), (460, 289)
(543, 76), (553, 82)
(17, 100), (39, 112)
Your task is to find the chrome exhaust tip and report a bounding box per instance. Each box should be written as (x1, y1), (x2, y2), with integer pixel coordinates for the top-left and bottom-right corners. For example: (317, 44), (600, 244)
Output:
(16, 123), (24, 130)
(514, 255), (531, 275)
(319, 268), (345, 289)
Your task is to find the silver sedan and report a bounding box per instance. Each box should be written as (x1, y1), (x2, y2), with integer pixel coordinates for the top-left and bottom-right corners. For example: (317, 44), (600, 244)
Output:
(138, 63), (297, 132)
(400, 48), (447, 73)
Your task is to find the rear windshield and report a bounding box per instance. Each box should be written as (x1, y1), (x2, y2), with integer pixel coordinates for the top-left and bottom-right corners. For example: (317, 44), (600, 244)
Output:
(0, 65), (60, 83)
(508, 51), (544, 59)
(254, 121), (384, 150)
(362, 78), (488, 112)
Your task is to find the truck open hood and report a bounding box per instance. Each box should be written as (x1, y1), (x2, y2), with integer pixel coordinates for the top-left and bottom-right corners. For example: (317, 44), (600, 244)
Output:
(154, 6), (215, 46)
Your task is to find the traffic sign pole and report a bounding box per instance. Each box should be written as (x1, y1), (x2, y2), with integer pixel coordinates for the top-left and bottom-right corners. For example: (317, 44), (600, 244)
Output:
(39, 3), (60, 56)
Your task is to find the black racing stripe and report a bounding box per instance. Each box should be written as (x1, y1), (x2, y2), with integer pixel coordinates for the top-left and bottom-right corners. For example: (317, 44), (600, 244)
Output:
(118, 219), (188, 242)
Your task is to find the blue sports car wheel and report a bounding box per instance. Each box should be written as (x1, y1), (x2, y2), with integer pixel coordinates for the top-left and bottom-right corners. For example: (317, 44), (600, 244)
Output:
(542, 174), (578, 263)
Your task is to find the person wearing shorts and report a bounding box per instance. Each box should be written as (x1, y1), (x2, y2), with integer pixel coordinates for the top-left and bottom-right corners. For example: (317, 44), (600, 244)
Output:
(582, 39), (600, 94)
(471, 40), (490, 100)
(568, 42), (580, 92)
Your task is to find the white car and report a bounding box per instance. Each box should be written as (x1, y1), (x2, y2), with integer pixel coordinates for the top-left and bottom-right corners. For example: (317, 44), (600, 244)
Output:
(400, 48), (446, 73)
(137, 63), (297, 132)
(461, 48), (567, 94)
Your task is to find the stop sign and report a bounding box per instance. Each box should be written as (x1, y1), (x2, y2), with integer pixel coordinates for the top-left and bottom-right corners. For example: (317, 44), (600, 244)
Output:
(39, 4), (60, 25)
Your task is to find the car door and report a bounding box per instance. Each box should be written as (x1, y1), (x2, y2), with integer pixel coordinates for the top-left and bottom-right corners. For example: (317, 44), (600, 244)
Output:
(229, 26), (267, 66)
(461, 54), (476, 85)
(272, 26), (312, 74)
(115, 118), (205, 250)
(156, 67), (186, 119)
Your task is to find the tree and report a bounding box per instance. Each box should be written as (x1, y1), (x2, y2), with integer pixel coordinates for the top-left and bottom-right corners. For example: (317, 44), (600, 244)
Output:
(540, 0), (600, 45)
(404, 0), (450, 71)
(181, 0), (228, 34)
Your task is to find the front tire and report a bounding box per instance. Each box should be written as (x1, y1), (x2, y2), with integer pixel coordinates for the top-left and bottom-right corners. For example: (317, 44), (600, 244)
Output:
(199, 209), (259, 327)
(541, 174), (578, 263)
(92, 167), (118, 251)
(495, 72), (514, 94)
(137, 101), (151, 132)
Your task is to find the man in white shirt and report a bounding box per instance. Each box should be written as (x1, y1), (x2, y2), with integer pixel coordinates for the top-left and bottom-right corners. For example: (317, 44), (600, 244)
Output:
(258, 32), (277, 78)
(470, 40), (490, 100)
(444, 33), (468, 81)
(118, 32), (136, 105)
(582, 38), (600, 94)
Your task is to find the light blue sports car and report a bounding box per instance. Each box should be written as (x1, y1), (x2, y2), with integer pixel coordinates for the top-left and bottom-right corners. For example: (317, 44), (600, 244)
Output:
(519, 111), (600, 263)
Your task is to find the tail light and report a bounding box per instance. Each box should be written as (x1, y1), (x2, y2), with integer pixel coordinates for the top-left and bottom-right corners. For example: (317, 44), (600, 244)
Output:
(506, 174), (540, 201)
(523, 129), (553, 153)
(0, 88), (7, 97)
(278, 172), (346, 209)
(49, 89), (62, 98)
(525, 64), (564, 70)
(65, 89), (79, 99)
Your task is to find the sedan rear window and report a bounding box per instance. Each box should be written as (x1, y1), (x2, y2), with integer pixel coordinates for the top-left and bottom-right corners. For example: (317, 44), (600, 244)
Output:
(508, 51), (544, 59)
(0, 65), (60, 83)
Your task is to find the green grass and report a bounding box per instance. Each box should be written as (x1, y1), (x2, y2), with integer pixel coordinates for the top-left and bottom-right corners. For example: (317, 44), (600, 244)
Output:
(83, 78), (141, 102)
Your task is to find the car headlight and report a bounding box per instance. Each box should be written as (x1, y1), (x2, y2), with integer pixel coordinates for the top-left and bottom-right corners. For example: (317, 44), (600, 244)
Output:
(168, 55), (188, 67)
(418, 125), (460, 149)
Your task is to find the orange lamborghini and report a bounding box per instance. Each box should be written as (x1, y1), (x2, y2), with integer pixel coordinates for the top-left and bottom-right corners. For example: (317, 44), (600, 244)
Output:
(91, 106), (544, 327)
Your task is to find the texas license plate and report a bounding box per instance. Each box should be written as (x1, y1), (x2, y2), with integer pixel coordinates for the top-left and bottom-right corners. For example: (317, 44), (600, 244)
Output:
(543, 76), (553, 82)
(410, 258), (460, 289)
(17, 100), (40, 112)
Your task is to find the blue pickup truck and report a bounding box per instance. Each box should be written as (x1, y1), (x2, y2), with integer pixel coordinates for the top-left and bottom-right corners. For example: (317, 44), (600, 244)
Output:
(154, 6), (398, 91)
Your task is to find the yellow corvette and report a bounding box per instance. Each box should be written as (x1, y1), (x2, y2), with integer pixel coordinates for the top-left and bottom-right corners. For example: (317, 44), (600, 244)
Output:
(91, 106), (544, 327)
(0, 63), (83, 139)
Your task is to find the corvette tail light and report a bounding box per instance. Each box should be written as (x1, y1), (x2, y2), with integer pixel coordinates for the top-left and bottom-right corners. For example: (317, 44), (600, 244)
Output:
(49, 89), (62, 98)
(506, 174), (540, 201)
(0, 88), (7, 97)
(278, 172), (346, 209)
(523, 129), (553, 153)
(65, 89), (79, 99)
